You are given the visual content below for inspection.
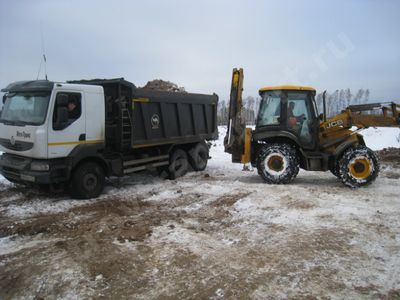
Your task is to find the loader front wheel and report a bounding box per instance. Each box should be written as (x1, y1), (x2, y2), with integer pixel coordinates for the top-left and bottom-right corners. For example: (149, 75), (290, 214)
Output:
(339, 146), (379, 188)
(257, 143), (300, 184)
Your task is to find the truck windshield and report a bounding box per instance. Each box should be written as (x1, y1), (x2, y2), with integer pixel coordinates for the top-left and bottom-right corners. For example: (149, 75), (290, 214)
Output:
(0, 91), (50, 126)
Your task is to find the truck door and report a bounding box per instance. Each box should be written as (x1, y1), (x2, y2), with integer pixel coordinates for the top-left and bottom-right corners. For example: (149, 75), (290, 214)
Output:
(48, 91), (86, 158)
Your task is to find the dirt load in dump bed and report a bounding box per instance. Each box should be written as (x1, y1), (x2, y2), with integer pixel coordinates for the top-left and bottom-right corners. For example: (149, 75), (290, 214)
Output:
(142, 79), (187, 93)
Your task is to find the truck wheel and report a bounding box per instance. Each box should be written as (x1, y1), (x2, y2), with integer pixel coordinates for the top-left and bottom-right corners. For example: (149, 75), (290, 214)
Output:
(339, 146), (379, 188)
(256, 143), (299, 184)
(189, 142), (209, 171)
(69, 162), (105, 199)
(168, 149), (189, 180)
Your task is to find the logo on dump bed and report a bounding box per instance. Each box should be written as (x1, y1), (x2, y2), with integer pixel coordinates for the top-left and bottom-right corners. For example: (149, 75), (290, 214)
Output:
(151, 114), (160, 129)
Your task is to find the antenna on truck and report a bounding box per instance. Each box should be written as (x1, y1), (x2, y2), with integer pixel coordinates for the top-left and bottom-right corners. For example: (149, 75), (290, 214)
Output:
(36, 25), (48, 80)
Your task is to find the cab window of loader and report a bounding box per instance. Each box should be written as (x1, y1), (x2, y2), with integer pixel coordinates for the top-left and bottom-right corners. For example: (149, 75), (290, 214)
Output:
(286, 92), (313, 146)
(257, 92), (281, 126)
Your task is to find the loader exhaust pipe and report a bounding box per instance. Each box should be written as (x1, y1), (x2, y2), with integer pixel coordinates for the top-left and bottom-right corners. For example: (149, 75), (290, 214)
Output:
(322, 90), (327, 122)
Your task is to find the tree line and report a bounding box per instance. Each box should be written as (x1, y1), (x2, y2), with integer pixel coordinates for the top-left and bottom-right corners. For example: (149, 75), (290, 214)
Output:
(217, 88), (370, 125)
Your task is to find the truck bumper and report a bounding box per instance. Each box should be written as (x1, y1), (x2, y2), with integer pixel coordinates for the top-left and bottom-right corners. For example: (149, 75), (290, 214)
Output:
(0, 153), (70, 185)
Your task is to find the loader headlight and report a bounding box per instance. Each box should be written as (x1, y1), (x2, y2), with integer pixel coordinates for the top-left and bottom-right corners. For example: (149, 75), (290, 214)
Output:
(30, 161), (49, 171)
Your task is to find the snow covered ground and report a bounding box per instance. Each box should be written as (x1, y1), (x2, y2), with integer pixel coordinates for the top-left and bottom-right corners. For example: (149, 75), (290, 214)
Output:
(0, 127), (399, 299)
(362, 127), (400, 150)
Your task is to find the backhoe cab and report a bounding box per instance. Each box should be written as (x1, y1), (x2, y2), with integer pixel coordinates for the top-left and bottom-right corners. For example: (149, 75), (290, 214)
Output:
(224, 68), (400, 187)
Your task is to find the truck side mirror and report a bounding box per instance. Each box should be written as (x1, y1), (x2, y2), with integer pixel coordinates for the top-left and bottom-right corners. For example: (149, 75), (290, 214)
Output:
(2, 94), (6, 104)
(54, 107), (69, 130)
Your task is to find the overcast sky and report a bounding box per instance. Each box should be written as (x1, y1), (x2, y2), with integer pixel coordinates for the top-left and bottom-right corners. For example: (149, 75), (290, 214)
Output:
(0, 0), (399, 101)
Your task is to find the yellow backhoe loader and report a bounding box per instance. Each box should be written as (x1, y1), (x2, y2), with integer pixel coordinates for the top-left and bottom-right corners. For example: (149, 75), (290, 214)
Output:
(224, 68), (400, 187)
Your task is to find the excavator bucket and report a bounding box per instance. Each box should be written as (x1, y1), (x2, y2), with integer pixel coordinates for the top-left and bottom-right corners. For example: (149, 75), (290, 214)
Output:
(224, 68), (246, 163)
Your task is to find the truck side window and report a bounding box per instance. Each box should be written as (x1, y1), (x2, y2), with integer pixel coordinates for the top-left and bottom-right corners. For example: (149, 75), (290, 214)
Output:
(53, 92), (82, 130)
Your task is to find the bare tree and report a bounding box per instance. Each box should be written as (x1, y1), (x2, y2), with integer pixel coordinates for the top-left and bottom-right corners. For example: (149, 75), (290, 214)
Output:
(244, 96), (255, 125)
(345, 89), (352, 108)
(339, 89), (346, 109)
(353, 89), (365, 105)
(364, 89), (370, 102)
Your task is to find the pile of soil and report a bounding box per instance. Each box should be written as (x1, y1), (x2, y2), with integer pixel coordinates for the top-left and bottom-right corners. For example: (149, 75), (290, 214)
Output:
(376, 147), (400, 167)
(142, 79), (186, 93)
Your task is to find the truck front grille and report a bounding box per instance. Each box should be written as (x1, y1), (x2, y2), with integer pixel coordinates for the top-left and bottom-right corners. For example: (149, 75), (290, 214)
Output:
(0, 138), (34, 151)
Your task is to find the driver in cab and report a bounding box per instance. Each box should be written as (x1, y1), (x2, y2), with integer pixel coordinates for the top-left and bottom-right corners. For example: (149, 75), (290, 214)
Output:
(287, 102), (305, 127)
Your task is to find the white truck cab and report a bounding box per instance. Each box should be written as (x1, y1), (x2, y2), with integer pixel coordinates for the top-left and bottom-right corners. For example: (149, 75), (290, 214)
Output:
(0, 80), (105, 190)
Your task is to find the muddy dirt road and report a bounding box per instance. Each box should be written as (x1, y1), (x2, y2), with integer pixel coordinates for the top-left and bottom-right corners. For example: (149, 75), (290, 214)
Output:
(0, 146), (400, 299)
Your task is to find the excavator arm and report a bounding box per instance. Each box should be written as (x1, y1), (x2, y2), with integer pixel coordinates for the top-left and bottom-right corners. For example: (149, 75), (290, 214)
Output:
(224, 68), (251, 163)
(321, 102), (400, 132)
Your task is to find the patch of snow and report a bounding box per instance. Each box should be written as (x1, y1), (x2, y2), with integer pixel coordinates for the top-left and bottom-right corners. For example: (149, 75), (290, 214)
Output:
(362, 127), (400, 150)
(3, 197), (96, 219)
(0, 235), (60, 256)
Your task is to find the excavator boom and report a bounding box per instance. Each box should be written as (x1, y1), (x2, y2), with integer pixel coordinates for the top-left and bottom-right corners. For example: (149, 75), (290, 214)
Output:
(224, 68), (245, 162)
(321, 102), (400, 133)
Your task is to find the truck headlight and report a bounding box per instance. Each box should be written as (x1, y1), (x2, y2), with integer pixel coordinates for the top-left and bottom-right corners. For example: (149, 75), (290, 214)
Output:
(30, 161), (50, 171)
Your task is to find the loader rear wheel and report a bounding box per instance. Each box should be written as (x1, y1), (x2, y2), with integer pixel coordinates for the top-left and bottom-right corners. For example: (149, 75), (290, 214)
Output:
(168, 149), (189, 180)
(69, 162), (105, 199)
(330, 160), (341, 179)
(189, 142), (209, 171)
(339, 146), (379, 188)
(256, 143), (300, 184)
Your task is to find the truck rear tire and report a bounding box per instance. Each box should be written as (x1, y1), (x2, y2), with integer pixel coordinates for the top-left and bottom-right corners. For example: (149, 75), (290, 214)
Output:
(189, 142), (209, 171)
(69, 162), (105, 199)
(256, 143), (300, 184)
(168, 149), (189, 180)
(339, 146), (379, 188)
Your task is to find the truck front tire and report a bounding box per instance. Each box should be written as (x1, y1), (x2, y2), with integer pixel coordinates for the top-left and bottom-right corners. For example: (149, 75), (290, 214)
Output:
(256, 143), (300, 184)
(69, 162), (105, 199)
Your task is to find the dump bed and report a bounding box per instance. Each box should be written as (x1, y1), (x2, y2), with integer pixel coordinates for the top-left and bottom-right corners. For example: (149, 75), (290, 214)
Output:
(131, 89), (218, 148)
(68, 78), (218, 151)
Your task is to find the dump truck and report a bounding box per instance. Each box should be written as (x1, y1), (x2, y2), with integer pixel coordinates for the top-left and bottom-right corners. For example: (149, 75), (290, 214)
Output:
(225, 68), (400, 187)
(0, 78), (218, 198)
